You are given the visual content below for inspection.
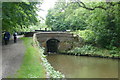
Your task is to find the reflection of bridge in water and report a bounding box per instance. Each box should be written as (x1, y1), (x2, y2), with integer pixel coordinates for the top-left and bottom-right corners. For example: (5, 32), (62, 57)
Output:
(34, 32), (82, 53)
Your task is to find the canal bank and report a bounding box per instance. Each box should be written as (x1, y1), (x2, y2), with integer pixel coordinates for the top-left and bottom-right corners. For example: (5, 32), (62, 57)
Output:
(33, 35), (65, 78)
(65, 45), (120, 59)
(33, 32), (119, 78)
(71, 30), (120, 59)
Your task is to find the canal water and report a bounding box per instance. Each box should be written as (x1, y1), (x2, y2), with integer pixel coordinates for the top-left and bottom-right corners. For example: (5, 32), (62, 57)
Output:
(46, 54), (119, 78)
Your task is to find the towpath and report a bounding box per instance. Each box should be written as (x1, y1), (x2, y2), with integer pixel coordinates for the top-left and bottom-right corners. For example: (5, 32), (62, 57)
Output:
(2, 36), (25, 78)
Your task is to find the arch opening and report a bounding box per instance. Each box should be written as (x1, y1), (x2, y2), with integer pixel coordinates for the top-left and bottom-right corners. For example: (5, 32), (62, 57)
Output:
(46, 38), (60, 53)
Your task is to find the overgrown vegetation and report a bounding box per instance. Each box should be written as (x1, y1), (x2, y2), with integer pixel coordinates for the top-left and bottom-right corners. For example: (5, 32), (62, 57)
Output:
(68, 45), (120, 58)
(72, 30), (95, 44)
(69, 30), (120, 58)
(45, 0), (120, 58)
(46, 0), (120, 48)
(15, 37), (46, 78)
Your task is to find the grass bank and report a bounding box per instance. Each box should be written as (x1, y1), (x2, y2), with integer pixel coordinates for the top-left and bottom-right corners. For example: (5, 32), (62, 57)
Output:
(69, 30), (120, 59)
(33, 34), (65, 78)
(15, 37), (46, 78)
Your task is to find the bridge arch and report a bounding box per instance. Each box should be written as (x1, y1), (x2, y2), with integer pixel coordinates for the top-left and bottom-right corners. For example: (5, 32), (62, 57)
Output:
(35, 32), (83, 53)
(46, 38), (60, 53)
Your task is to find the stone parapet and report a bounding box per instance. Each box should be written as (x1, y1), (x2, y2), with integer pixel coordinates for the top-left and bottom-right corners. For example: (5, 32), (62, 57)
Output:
(34, 32), (83, 53)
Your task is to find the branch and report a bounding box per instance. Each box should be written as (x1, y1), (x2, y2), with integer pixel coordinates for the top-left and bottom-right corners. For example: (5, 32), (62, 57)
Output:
(76, 1), (107, 10)
(59, 1), (120, 12)
(76, 1), (120, 10)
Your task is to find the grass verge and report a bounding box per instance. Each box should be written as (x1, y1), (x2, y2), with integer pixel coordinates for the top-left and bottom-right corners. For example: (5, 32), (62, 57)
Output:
(33, 34), (65, 78)
(15, 37), (46, 78)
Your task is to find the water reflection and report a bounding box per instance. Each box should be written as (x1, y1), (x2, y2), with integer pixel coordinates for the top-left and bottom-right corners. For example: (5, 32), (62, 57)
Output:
(46, 54), (119, 78)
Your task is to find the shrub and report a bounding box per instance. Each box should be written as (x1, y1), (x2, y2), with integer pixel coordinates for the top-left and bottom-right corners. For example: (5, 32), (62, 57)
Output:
(68, 45), (97, 55)
(73, 30), (95, 44)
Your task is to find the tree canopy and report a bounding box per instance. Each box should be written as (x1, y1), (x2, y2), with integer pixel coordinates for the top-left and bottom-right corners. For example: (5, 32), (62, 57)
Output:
(45, 1), (120, 48)
(2, 2), (42, 33)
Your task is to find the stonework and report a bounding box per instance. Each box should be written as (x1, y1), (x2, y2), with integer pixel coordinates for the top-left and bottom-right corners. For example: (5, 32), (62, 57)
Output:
(35, 32), (83, 53)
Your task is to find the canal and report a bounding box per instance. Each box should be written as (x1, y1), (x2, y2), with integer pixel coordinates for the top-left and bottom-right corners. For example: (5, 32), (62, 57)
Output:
(46, 54), (119, 78)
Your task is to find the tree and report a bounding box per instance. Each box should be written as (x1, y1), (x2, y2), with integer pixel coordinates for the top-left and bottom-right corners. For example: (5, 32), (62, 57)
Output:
(45, 0), (87, 31)
(85, 2), (120, 47)
(46, 1), (120, 48)
(2, 2), (42, 33)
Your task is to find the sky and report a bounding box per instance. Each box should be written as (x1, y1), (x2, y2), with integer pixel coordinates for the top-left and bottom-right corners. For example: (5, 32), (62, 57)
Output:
(37, 0), (57, 21)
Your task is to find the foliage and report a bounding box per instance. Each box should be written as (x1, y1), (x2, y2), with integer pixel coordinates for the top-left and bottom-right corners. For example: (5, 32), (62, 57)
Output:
(45, 1), (87, 31)
(46, 1), (120, 48)
(2, 2), (42, 33)
(86, 2), (120, 48)
(68, 45), (120, 58)
(15, 37), (46, 78)
(72, 30), (95, 44)
(68, 45), (97, 54)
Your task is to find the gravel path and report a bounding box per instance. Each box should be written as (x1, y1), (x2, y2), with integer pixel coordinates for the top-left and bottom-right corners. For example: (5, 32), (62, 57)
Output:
(2, 38), (25, 78)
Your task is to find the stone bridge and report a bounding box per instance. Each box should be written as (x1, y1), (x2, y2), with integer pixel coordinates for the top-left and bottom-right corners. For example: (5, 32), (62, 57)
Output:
(35, 32), (83, 53)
